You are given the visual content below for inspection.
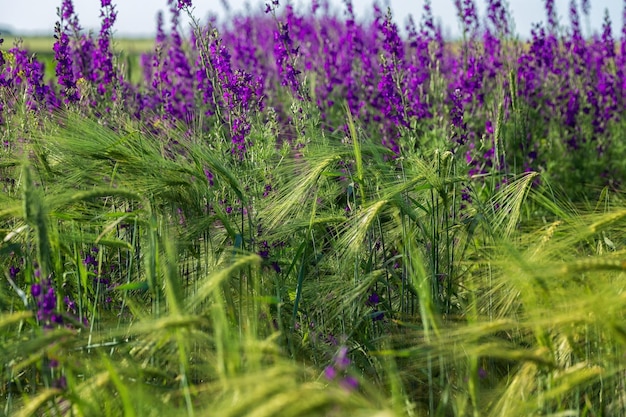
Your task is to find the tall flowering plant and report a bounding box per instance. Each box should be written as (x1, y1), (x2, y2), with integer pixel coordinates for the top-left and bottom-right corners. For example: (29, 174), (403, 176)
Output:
(92, 0), (118, 99)
(54, 0), (79, 103)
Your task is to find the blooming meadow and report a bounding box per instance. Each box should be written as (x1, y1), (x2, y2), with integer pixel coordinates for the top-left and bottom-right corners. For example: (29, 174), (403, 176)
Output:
(2, 0), (626, 415)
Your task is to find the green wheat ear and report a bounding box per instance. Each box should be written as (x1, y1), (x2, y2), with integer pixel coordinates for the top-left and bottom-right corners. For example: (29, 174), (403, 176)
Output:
(22, 164), (54, 278)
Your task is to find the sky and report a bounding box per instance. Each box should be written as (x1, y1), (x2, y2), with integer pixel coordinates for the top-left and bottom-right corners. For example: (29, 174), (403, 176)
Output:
(0, 0), (622, 39)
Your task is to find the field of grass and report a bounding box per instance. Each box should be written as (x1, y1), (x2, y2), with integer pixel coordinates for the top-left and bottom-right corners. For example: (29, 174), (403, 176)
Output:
(2, 0), (626, 416)
(3, 36), (155, 54)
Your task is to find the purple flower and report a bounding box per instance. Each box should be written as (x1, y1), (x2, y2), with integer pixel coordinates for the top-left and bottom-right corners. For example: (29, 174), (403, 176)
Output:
(454, 0), (479, 36)
(201, 168), (213, 187)
(340, 375), (358, 391)
(272, 6), (304, 98)
(461, 187), (472, 204)
(258, 241), (270, 259)
(265, 0), (280, 14)
(64, 296), (76, 312)
(90, 0), (117, 98)
(9, 265), (20, 279)
(6, 45), (55, 111)
(31, 283), (42, 298)
(32, 277), (62, 327)
(155, 0), (195, 122)
(325, 346), (358, 391)
(485, 120), (494, 134)
(376, 9), (406, 141)
(42, 288), (57, 313)
(311, 0), (319, 14)
(60, 0), (75, 20)
(601, 10), (615, 60)
(366, 292), (380, 306)
(201, 30), (260, 156)
(486, 0), (510, 35)
(544, 0), (558, 31)
(450, 88), (468, 146)
(83, 254), (97, 267)
(53, 376), (67, 390)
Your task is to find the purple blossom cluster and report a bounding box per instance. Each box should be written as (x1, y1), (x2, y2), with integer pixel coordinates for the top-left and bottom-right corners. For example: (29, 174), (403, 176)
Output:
(93, 0), (118, 97)
(26, 262), (89, 329)
(54, 0), (79, 103)
(323, 346), (358, 391)
(366, 291), (385, 321)
(82, 246), (116, 307)
(31, 271), (63, 328)
(256, 238), (283, 273)
(25, 263), (85, 394)
(177, 0), (191, 9)
(0, 42), (58, 113)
